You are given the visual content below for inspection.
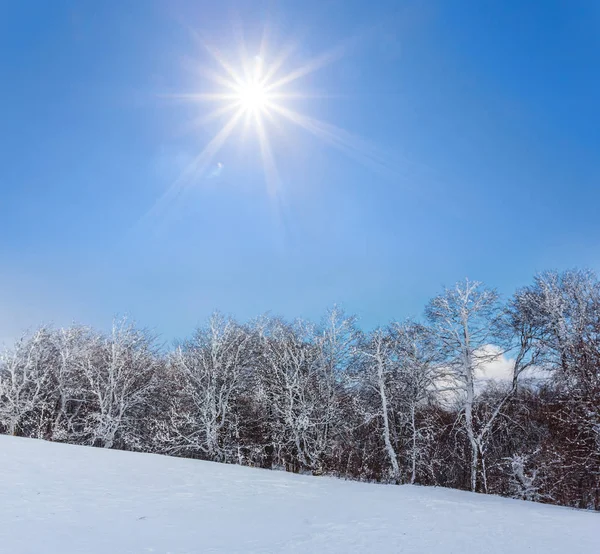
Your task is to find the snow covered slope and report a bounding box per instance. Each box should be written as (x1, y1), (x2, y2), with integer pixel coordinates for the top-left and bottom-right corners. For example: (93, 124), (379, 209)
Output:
(1, 436), (598, 554)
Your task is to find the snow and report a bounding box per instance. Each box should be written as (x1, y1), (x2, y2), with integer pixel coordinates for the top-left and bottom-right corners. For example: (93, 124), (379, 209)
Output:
(1, 436), (598, 554)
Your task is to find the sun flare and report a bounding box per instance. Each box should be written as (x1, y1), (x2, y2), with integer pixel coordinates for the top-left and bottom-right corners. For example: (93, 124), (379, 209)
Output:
(154, 29), (378, 218)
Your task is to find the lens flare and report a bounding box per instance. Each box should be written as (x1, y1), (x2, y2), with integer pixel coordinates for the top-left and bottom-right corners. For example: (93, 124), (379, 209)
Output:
(145, 27), (394, 230)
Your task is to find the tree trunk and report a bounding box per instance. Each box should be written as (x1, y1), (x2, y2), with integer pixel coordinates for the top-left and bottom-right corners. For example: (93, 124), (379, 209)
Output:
(378, 356), (400, 481)
(464, 397), (478, 492)
(410, 404), (417, 484)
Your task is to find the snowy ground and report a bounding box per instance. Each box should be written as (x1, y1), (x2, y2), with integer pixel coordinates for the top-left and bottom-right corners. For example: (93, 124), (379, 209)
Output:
(1, 436), (598, 554)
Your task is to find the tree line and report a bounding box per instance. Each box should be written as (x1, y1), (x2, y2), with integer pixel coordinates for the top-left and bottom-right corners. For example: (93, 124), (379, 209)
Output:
(1, 269), (599, 509)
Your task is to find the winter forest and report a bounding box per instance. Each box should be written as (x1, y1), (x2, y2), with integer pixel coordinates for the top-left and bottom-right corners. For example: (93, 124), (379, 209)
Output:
(1, 269), (599, 510)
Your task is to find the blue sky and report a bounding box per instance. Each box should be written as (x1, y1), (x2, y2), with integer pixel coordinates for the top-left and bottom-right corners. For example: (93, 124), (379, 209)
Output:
(1, 0), (599, 342)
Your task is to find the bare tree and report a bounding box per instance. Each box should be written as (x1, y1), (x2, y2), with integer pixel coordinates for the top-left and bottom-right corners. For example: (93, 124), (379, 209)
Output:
(0, 270), (598, 510)
(511, 270), (600, 507)
(256, 317), (337, 472)
(356, 328), (401, 481)
(157, 313), (251, 462)
(78, 318), (159, 449)
(0, 328), (55, 436)
(426, 280), (497, 491)
(314, 306), (359, 471)
(47, 326), (93, 442)
(427, 280), (540, 492)
(389, 321), (441, 484)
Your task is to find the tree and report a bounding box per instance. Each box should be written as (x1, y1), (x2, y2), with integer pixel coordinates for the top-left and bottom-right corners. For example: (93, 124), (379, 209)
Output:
(77, 318), (159, 449)
(157, 313), (252, 462)
(426, 280), (501, 491)
(425, 279), (539, 492)
(0, 328), (55, 437)
(46, 325), (93, 442)
(1, 270), (598, 510)
(511, 270), (600, 508)
(256, 317), (337, 472)
(314, 306), (359, 472)
(389, 321), (441, 484)
(356, 328), (401, 482)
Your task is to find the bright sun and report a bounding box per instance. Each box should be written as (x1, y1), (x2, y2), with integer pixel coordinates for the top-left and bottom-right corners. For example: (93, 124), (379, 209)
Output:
(159, 32), (369, 206)
(235, 81), (270, 113)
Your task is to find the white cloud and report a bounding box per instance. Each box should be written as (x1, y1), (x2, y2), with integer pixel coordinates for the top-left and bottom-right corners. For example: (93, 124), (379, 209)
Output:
(475, 344), (547, 384)
(475, 344), (514, 382)
(433, 344), (547, 405)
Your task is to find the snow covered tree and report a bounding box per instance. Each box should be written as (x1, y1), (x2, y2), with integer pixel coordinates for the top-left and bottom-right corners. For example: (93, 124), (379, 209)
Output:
(46, 325), (94, 442)
(425, 279), (537, 492)
(156, 313), (252, 462)
(388, 321), (442, 484)
(314, 306), (359, 471)
(255, 317), (340, 472)
(425, 280), (501, 491)
(0, 270), (598, 510)
(505, 452), (543, 502)
(510, 270), (600, 508)
(0, 328), (56, 437)
(77, 318), (159, 449)
(355, 328), (402, 481)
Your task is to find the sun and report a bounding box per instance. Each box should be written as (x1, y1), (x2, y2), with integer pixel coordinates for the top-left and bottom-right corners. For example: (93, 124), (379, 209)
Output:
(151, 29), (382, 220)
(235, 80), (270, 113)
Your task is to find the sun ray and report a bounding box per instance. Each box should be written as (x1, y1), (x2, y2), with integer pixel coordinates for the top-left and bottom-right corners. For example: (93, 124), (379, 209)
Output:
(177, 108), (244, 184)
(258, 39), (298, 85)
(270, 104), (391, 173)
(265, 91), (341, 101)
(192, 102), (241, 125)
(230, 15), (255, 86)
(142, 108), (244, 225)
(202, 43), (247, 89)
(255, 112), (280, 198)
(163, 92), (239, 102)
(175, 102), (242, 138)
(193, 68), (239, 93)
(144, 26), (400, 235)
(264, 41), (348, 92)
(254, 109), (291, 251)
(257, 22), (271, 72)
(180, 57), (241, 93)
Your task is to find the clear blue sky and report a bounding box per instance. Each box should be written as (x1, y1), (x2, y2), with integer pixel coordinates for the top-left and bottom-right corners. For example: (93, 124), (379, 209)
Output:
(1, 0), (599, 342)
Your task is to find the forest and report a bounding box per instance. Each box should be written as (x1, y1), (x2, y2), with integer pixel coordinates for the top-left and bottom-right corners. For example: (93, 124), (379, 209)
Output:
(1, 269), (598, 510)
